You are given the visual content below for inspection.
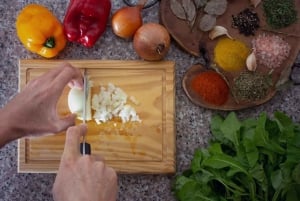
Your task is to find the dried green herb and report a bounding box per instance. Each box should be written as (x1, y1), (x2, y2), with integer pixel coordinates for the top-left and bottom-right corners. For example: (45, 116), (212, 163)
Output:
(263, 0), (297, 29)
(233, 71), (273, 101)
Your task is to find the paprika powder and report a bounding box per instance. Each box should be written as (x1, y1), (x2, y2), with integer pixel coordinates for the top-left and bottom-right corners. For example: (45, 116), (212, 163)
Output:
(63, 0), (111, 47)
(191, 71), (229, 105)
(16, 4), (67, 58)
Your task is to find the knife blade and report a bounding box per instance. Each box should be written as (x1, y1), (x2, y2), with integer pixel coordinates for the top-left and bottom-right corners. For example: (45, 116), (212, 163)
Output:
(80, 69), (91, 155)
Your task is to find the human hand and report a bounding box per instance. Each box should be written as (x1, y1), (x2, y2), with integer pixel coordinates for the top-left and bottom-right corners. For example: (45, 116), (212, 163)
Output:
(0, 63), (83, 143)
(52, 124), (118, 201)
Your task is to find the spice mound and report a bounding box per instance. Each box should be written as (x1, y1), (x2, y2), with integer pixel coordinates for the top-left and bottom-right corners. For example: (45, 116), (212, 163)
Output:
(252, 34), (291, 69)
(232, 8), (260, 36)
(191, 71), (229, 105)
(233, 71), (273, 101)
(263, 0), (297, 29)
(214, 38), (250, 72)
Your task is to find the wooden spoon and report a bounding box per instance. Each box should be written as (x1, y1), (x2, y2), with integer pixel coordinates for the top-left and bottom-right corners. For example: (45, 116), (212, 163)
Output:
(182, 64), (277, 110)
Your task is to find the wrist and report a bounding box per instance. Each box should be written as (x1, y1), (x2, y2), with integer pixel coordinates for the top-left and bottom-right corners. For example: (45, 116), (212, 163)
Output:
(0, 107), (23, 148)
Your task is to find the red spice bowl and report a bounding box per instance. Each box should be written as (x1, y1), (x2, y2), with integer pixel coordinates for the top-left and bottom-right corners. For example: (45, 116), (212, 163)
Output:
(182, 64), (276, 111)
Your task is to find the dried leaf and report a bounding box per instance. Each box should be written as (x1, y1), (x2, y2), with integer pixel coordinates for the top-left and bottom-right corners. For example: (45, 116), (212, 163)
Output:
(199, 14), (216, 32)
(193, 0), (208, 9)
(209, 25), (233, 39)
(170, 0), (186, 20)
(250, 0), (261, 8)
(204, 0), (228, 16)
(182, 0), (197, 23)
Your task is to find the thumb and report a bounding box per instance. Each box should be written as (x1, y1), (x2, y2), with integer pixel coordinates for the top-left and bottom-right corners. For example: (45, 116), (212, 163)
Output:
(62, 124), (87, 159)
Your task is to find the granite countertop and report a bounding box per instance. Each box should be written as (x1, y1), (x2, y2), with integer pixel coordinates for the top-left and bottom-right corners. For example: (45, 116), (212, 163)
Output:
(0, 0), (300, 201)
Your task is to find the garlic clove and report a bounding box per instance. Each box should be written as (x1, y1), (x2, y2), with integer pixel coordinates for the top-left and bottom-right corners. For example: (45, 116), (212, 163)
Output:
(246, 52), (257, 71)
(208, 26), (233, 40)
(250, 0), (261, 8)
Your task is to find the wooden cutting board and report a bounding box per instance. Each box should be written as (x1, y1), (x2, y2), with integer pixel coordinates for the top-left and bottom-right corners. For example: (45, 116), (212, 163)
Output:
(18, 60), (175, 174)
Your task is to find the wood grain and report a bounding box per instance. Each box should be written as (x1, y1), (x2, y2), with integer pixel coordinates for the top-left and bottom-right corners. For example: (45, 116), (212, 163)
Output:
(18, 60), (176, 174)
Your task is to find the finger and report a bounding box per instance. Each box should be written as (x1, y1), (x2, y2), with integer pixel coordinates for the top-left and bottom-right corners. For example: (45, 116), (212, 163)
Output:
(68, 79), (83, 89)
(62, 124), (87, 159)
(53, 113), (77, 133)
(93, 154), (105, 162)
(53, 63), (83, 92)
(37, 63), (69, 83)
(24, 63), (69, 91)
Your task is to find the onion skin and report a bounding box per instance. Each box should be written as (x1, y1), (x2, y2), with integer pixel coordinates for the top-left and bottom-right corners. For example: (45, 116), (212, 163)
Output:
(112, 6), (143, 39)
(133, 23), (171, 61)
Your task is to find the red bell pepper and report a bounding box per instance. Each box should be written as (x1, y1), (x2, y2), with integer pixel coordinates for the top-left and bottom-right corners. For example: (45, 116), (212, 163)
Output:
(63, 0), (111, 47)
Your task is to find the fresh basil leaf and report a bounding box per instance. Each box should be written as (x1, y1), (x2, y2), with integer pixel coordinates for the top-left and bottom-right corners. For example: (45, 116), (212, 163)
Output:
(208, 143), (223, 155)
(254, 112), (269, 147)
(287, 129), (300, 163)
(286, 184), (300, 201)
(173, 111), (300, 201)
(249, 163), (268, 192)
(210, 114), (225, 141)
(271, 169), (283, 189)
(292, 163), (300, 184)
(243, 139), (258, 168)
(203, 154), (249, 175)
(220, 112), (241, 148)
(191, 149), (202, 173)
(176, 180), (217, 201)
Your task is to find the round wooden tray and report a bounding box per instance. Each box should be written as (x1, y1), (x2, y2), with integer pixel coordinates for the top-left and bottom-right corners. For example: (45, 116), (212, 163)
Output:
(160, 0), (300, 110)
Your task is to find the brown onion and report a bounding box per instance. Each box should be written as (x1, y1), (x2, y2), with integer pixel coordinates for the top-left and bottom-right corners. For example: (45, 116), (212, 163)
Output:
(111, 5), (143, 39)
(133, 23), (171, 61)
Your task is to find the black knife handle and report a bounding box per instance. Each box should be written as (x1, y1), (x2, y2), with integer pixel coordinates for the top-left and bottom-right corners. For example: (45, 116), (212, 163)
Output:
(80, 142), (91, 155)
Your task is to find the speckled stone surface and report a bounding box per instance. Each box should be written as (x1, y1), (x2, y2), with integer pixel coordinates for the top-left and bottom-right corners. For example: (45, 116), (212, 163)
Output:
(0, 1), (300, 201)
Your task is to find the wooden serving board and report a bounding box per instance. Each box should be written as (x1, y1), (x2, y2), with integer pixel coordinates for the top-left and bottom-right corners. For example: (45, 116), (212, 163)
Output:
(160, 0), (300, 110)
(18, 60), (175, 174)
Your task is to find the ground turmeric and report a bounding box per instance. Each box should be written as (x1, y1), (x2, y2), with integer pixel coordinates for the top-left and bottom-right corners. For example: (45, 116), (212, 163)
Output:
(214, 38), (250, 72)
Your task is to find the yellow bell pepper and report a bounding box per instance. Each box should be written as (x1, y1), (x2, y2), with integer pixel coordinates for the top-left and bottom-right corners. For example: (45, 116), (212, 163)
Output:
(16, 4), (67, 58)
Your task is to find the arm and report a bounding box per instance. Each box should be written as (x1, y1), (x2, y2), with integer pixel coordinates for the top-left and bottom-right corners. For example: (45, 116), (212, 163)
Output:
(52, 124), (118, 201)
(0, 63), (83, 148)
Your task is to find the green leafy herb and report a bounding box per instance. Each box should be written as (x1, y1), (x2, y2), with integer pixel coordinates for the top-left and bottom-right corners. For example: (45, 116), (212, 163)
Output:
(173, 111), (300, 201)
(263, 0), (297, 29)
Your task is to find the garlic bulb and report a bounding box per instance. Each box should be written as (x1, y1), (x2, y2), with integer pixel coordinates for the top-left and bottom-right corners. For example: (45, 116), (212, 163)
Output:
(209, 26), (233, 40)
(246, 52), (257, 71)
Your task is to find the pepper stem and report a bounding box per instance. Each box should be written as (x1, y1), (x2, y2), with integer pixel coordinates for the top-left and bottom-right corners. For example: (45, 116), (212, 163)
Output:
(43, 37), (56, 48)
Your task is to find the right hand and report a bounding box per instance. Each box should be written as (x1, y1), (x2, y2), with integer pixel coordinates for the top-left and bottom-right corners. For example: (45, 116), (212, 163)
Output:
(52, 124), (118, 201)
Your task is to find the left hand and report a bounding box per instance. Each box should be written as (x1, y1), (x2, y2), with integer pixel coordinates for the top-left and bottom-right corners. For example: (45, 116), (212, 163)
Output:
(1, 63), (83, 142)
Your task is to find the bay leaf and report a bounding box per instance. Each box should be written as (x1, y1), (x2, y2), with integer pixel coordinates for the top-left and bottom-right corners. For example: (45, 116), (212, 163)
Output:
(170, 0), (187, 20)
(199, 14), (216, 32)
(182, 0), (197, 23)
(204, 0), (228, 16)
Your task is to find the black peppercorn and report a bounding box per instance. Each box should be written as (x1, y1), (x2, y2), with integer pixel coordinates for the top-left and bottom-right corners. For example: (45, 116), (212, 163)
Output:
(232, 8), (260, 36)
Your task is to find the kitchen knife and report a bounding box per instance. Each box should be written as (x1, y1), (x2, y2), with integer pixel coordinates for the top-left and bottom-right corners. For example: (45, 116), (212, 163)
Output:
(80, 69), (91, 155)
